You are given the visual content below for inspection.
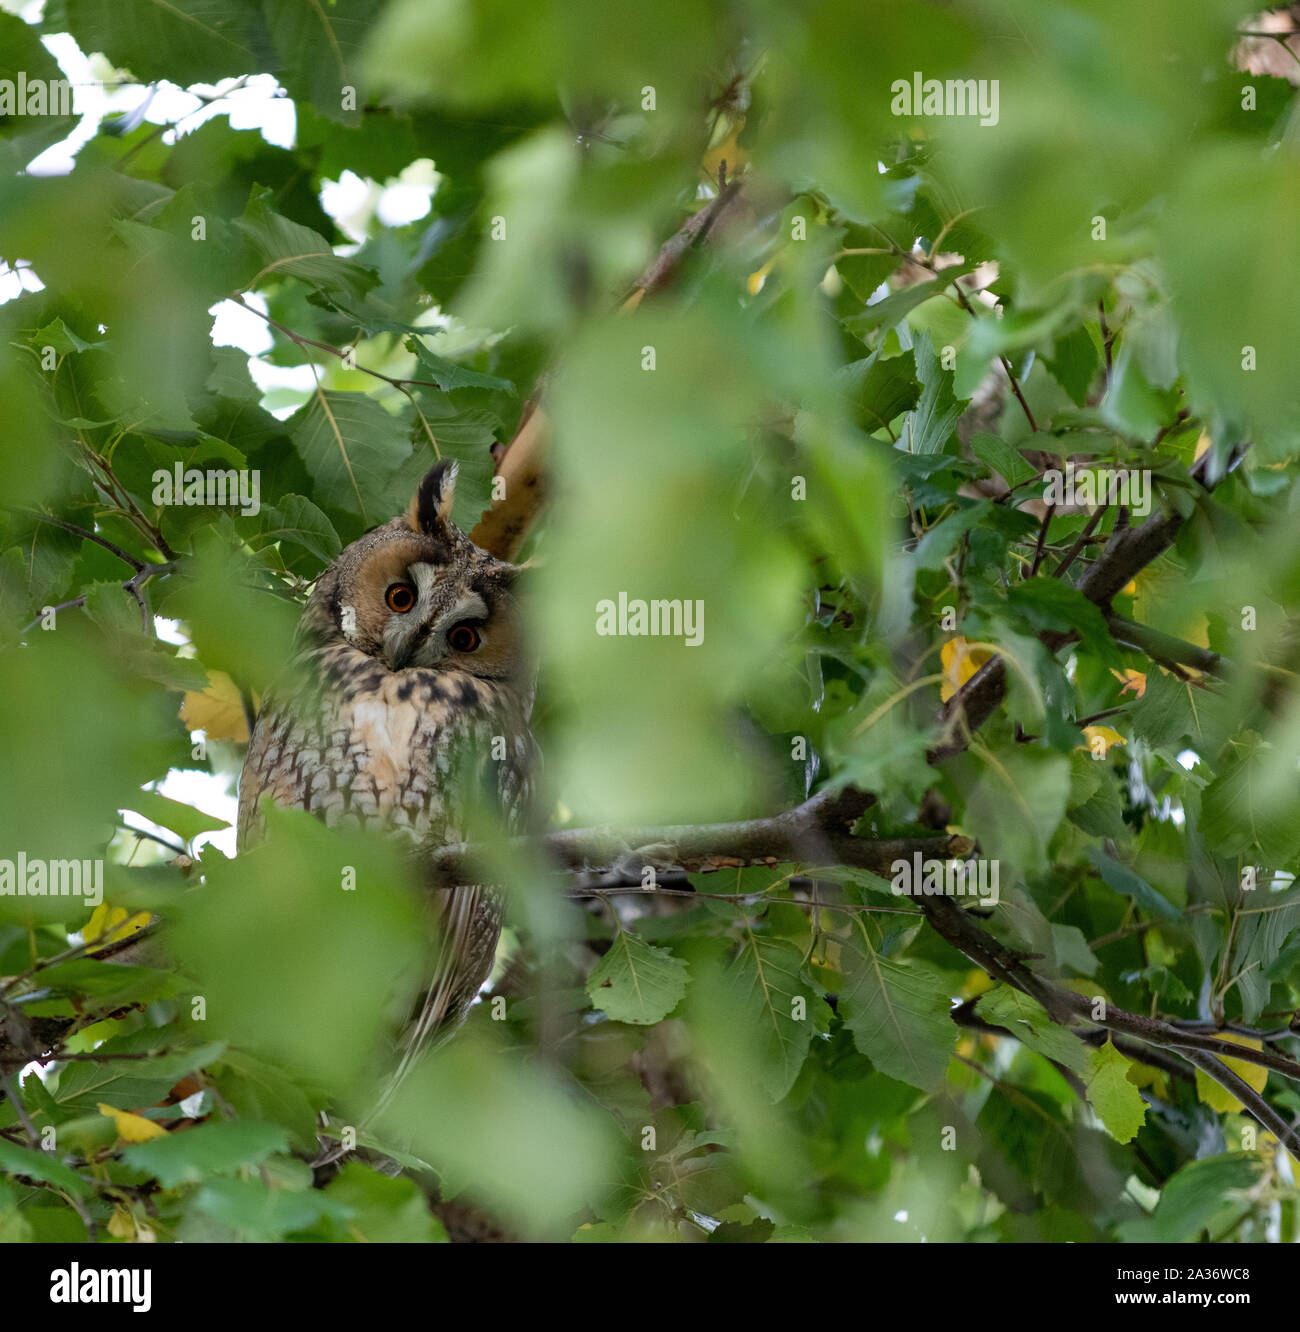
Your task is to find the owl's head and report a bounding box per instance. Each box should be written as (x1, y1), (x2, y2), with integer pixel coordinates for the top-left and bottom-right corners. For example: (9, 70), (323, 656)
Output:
(302, 461), (527, 683)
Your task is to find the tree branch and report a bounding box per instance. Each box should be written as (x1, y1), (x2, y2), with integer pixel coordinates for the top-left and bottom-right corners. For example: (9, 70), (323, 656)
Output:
(1104, 612), (1225, 678)
(933, 452), (1240, 759)
(920, 891), (1300, 1156)
(469, 184), (747, 559)
(429, 784), (968, 884)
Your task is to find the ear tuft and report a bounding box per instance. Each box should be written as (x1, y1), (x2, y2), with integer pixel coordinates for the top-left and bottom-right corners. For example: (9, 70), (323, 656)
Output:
(495, 557), (536, 592)
(406, 460), (458, 536)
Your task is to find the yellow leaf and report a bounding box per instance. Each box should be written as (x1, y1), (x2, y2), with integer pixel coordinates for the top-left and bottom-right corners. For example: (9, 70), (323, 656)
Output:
(960, 968), (995, 999)
(702, 124), (748, 181)
(98, 1103), (167, 1143)
(1112, 668), (1146, 698)
(1059, 979), (1111, 1005)
(1130, 575), (1210, 653)
(940, 637), (993, 702)
(1193, 1034), (1268, 1113)
(1125, 1061), (1170, 1101)
(83, 903), (152, 950)
(107, 1206), (136, 1239)
(746, 257), (775, 295)
(179, 671), (254, 743)
(1079, 725), (1126, 758)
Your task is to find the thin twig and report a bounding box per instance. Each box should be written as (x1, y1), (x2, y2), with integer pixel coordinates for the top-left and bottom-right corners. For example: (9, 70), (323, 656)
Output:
(3, 508), (143, 572)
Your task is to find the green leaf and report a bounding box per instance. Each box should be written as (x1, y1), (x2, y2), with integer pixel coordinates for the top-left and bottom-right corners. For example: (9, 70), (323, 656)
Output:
(708, 1217), (776, 1242)
(211, 1050), (320, 1154)
(976, 985), (1088, 1073)
(1129, 666), (1195, 750)
(843, 269), (972, 337)
(236, 190), (378, 305)
(260, 0), (379, 127)
(193, 1175), (352, 1239)
(913, 501), (990, 573)
(170, 809), (423, 1094)
(1160, 146), (1300, 458)
(33, 959), (177, 1006)
(30, 318), (97, 355)
(286, 390), (413, 525)
(59, 0), (265, 87)
(1119, 1155), (1261, 1243)
(969, 432), (1038, 488)
(586, 929), (688, 1026)
(318, 1162), (449, 1242)
(1200, 732), (1300, 865)
(377, 1031), (622, 1238)
(1100, 345), (1179, 438)
(836, 349), (919, 435)
(900, 332), (962, 454)
(838, 923), (954, 1092)
(1083, 1040), (1146, 1144)
(1086, 846), (1179, 921)
(0, 1136), (89, 1197)
(406, 338), (514, 393)
(723, 933), (819, 1100)
(1045, 325), (1100, 407)
(956, 747), (1071, 879)
(50, 1035), (224, 1116)
(121, 1120), (288, 1188)
(123, 789), (230, 842)
(1006, 578), (1119, 666)
(251, 493), (342, 566)
(977, 988), (1144, 1141)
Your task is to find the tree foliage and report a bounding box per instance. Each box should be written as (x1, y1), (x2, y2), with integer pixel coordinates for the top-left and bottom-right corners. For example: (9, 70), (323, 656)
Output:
(2, 0), (1300, 1244)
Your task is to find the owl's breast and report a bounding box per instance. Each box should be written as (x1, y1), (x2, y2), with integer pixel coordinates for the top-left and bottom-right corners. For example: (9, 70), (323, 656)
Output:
(335, 672), (464, 836)
(238, 656), (529, 849)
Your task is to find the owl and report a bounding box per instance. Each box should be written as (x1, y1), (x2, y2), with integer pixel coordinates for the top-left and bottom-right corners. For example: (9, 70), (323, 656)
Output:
(237, 459), (535, 1093)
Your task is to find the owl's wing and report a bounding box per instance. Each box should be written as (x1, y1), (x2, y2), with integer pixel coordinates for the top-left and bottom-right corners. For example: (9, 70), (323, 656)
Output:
(392, 881), (499, 1081)
(369, 722), (529, 1116)
(235, 713), (275, 851)
(235, 706), (306, 851)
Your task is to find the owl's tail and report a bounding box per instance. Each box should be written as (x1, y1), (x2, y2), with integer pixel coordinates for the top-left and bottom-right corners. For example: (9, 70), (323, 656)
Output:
(311, 882), (500, 1170)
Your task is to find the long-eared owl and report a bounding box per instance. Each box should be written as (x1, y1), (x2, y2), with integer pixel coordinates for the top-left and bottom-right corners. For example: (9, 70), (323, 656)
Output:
(237, 460), (535, 1067)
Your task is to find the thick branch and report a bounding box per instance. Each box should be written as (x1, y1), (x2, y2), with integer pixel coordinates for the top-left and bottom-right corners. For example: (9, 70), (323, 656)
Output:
(467, 399), (548, 561)
(430, 785), (967, 883)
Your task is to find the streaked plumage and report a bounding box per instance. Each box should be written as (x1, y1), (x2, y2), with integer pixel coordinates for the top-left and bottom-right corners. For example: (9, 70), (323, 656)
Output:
(238, 460), (535, 1079)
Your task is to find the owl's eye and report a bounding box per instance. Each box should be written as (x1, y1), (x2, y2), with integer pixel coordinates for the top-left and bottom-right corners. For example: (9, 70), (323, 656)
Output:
(385, 582), (417, 613)
(447, 622), (481, 653)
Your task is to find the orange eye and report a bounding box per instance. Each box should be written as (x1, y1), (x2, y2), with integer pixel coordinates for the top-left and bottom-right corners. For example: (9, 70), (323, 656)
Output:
(448, 623), (481, 653)
(385, 583), (416, 613)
